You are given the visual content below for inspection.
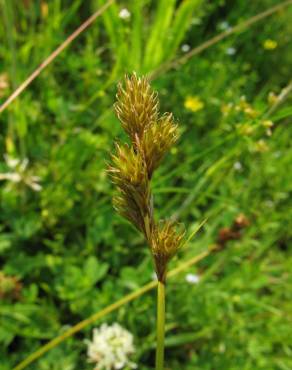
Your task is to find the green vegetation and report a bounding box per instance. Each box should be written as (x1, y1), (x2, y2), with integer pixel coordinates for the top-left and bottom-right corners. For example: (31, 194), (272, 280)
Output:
(0, 1), (291, 369)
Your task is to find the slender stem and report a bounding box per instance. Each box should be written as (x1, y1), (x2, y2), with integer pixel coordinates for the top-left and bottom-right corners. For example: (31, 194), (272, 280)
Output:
(155, 280), (166, 370)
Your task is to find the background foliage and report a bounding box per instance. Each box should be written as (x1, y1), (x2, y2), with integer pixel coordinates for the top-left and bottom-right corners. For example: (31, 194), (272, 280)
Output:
(0, 0), (291, 369)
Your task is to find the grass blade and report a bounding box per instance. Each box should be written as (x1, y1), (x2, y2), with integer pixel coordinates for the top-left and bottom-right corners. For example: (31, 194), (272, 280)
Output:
(143, 0), (176, 72)
(163, 0), (203, 60)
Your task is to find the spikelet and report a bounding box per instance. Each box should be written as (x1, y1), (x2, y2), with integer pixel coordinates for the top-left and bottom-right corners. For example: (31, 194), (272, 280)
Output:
(114, 73), (159, 143)
(108, 143), (151, 234)
(110, 73), (184, 282)
(139, 113), (179, 178)
(152, 221), (185, 282)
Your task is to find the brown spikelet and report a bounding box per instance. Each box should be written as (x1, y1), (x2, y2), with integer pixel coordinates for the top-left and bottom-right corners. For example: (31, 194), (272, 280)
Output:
(109, 143), (148, 187)
(139, 113), (179, 178)
(108, 143), (151, 234)
(114, 73), (159, 142)
(152, 221), (185, 282)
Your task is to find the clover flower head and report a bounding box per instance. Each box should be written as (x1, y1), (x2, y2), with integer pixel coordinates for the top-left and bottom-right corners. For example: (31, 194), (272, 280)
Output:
(87, 323), (136, 370)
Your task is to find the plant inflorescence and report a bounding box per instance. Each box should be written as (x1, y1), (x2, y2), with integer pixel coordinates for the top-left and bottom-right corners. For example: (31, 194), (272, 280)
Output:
(109, 73), (184, 283)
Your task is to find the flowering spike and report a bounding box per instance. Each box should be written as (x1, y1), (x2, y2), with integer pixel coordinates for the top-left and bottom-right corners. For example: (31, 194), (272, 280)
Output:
(114, 73), (159, 143)
(152, 221), (185, 282)
(108, 144), (151, 234)
(139, 113), (179, 178)
(109, 73), (184, 282)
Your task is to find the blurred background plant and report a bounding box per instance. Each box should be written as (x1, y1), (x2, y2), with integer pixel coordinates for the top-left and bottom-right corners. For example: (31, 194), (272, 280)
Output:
(0, 0), (291, 369)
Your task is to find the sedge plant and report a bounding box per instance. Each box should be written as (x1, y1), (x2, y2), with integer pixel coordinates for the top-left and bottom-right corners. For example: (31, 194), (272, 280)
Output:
(109, 73), (185, 370)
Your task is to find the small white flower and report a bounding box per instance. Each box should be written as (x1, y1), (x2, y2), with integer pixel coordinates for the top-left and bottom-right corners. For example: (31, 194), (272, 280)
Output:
(119, 8), (131, 20)
(185, 273), (200, 284)
(87, 323), (136, 370)
(0, 155), (42, 192)
(226, 47), (236, 55)
(233, 161), (243, 171)
(219, 21), (231, 31)
(181, 44), (190, 53)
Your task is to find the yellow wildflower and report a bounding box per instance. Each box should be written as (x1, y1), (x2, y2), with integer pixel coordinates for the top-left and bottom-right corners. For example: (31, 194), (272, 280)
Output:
(263, 39), (278, 50)
(184, 96), (204, 112)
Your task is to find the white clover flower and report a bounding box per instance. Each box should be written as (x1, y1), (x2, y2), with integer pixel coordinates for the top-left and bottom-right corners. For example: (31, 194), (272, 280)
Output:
(0, 155), (42, 192)
(185, 273), (200, 284)
(119, 8), (131, 20)
(87, 323), (137, 370)
(181, 44), (191, 53)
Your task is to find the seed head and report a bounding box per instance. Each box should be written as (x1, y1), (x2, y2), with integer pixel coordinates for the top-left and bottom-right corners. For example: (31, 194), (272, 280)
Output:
(139, 113), (179, 178)
(114, 73), (159, 143)
(108, 143), (151, 233)
(110, 73), (184, 281)
(152, 221), (185, 282)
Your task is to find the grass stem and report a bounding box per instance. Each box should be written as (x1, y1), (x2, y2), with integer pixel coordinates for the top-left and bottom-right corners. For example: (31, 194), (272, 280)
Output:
(155, 280), (166, 370)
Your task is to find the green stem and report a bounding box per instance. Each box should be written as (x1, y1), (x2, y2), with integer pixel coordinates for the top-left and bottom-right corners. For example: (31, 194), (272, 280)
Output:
(155, 280), (166, 370)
